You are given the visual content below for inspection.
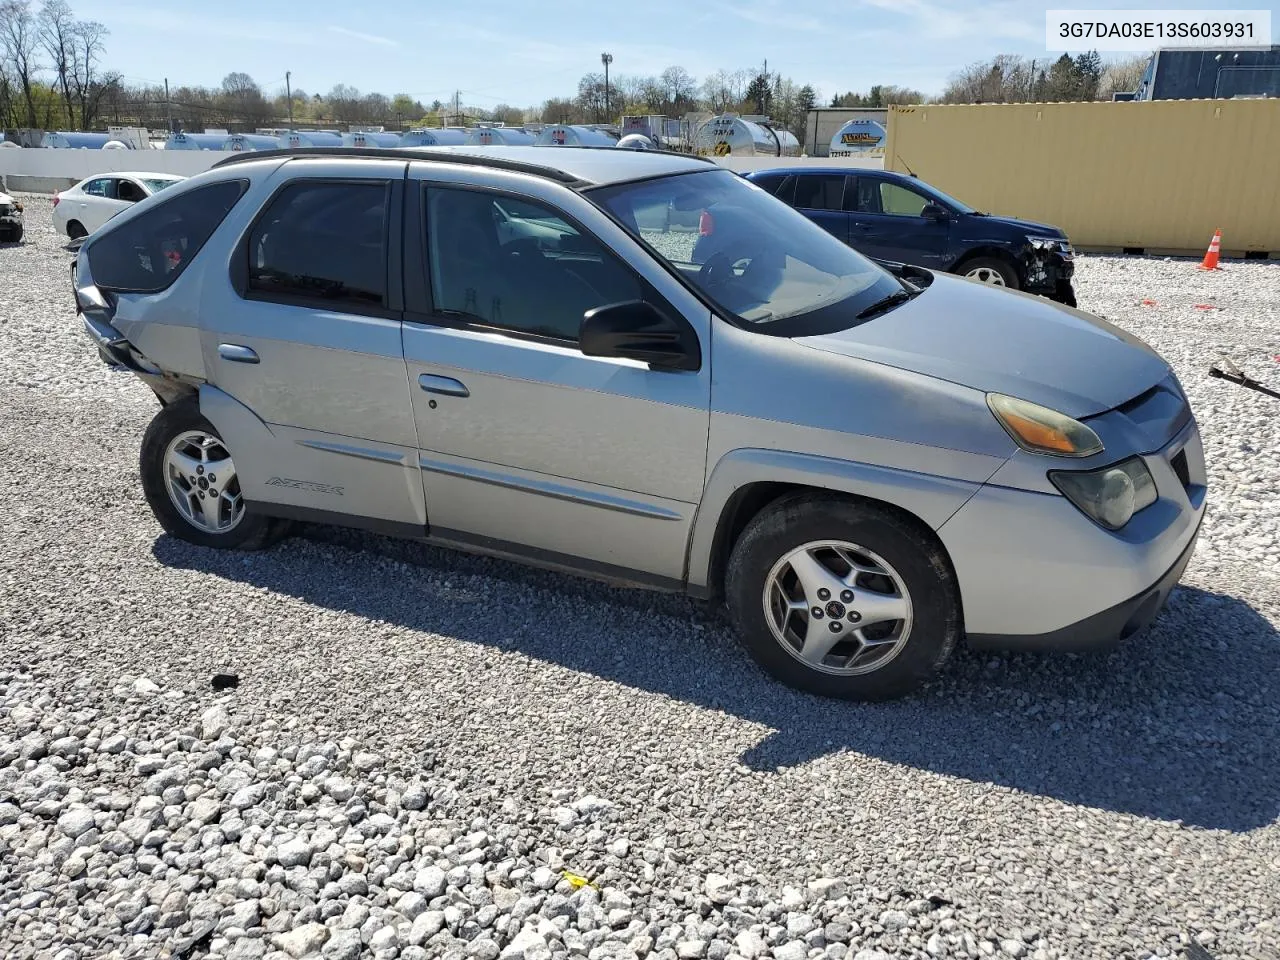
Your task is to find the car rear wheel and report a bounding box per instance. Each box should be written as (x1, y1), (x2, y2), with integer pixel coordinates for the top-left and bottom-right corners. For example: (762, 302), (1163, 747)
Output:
(140, 399), (284, 550)
(66, 220), (87, 240)
(725, 493), (960, 700)
(959, 256), (1018, 289)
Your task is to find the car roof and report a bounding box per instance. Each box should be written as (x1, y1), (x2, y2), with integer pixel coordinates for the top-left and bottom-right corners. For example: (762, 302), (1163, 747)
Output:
(748, 166), (900, 179)
(80, 172), (185, 182)
(212, 145), (716, 188)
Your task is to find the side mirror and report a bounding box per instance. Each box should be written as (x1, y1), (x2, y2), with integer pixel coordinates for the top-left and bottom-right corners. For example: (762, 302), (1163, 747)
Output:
(580, 300), (700, 372)
(920, 202), (950, 221)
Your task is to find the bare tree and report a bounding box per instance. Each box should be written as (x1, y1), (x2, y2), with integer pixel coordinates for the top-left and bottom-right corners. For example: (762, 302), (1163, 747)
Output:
(576, 72), (607, 122)
(0, 0), (40, 127)
(71, 17), (112, 128)
(1101, 53), (1150, 99)
(660, 66), (695, 111)
(489, 102), (524, 126)
(37, 0), (72, 125)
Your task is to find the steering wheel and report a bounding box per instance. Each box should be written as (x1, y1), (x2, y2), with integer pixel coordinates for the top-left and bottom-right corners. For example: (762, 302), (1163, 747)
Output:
(699, 239), (778, 289)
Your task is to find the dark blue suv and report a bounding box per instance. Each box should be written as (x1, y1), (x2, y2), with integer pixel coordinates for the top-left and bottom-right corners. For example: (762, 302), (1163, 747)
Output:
(744, 167), (1077, 306)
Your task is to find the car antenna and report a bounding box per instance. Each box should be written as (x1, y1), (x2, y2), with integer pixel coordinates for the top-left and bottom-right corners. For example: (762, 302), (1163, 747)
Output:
(896, 153), (917, 178)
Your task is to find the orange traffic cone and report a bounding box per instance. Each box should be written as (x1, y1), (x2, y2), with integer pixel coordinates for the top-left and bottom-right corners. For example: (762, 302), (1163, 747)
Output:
(1199, 229), (1222, 270)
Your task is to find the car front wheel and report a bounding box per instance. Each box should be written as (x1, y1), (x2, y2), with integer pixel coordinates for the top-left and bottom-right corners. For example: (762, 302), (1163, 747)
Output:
(959, 256), (1019, 289)
(139, 399), (282, 550)
(726, 494), (961, 700)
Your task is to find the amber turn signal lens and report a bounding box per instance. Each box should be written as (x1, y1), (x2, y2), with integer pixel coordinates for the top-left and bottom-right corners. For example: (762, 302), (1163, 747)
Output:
(987, 393), (1104, 458)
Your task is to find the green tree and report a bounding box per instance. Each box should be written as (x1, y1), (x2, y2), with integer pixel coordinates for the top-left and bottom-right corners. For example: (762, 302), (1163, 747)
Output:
(745, 72), (771, 114)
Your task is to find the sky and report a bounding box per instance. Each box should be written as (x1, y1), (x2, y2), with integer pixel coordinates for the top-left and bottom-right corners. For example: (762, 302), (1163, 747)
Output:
(72, 0), (1280, 108)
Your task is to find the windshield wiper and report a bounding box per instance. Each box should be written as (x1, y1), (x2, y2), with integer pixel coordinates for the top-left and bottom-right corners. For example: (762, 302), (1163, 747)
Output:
(855, 289), (913, 320)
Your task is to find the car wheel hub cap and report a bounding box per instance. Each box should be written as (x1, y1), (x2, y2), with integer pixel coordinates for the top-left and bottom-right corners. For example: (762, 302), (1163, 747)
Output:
(162, 431), (245, 534)
(965, 266), (1006, 286)
(762, 540), (913, 676)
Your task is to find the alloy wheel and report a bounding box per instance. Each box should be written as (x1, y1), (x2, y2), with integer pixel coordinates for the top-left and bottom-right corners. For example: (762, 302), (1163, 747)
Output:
(964, 265), (1007, 286)
(162, 430), (245, 534)
(761, 540), (914, 676)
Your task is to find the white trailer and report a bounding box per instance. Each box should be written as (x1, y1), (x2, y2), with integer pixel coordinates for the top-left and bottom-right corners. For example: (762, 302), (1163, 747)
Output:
(828, 119), (887, 158)
(692, 114), (800, 158)
(534, 125), (618, 147)
(399, 129), (469, 147)
(466, 127), (536, 146)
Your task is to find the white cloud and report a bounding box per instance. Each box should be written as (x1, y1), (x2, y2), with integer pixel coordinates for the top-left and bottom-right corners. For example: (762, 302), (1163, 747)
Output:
(327, 26), (400, 48)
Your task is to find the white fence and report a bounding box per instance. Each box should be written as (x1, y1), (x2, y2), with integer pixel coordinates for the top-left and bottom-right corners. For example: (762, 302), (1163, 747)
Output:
(0, 148), (884, 193)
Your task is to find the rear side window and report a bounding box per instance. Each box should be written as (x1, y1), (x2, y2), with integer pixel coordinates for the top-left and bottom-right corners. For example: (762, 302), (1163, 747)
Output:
(793, 174), (846, 211)
(88, 179), (248, 293)
(748, 173), (787, 196)
(846, 178), (880, 213)
(246, 181), (389, 309)
(82, 177), (116, 199)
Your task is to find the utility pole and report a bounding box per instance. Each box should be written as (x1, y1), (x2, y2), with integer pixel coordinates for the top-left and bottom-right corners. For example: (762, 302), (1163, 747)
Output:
(285, 71), (293, 129)
(454, 90), (460, 125)
(601, 53), (613, 124)
(164, 78), (172, 133)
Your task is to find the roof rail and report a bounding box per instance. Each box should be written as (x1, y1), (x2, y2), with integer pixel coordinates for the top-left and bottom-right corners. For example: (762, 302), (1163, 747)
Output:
(210, 146), (586, 184)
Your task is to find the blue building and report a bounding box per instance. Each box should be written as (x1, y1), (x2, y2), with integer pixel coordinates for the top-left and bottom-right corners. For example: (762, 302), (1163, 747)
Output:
(1119, 46), (1280, 101)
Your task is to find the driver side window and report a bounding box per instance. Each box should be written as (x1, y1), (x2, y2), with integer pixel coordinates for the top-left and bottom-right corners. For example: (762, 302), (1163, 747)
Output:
(879, 182), (930, 217)
(117, 180), (145, 203)
(425, 187), (640, 343)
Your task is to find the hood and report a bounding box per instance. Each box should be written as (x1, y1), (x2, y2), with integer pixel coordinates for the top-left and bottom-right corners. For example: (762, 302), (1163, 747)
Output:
(795, 273), (1170, 419)
(0, 191), (14, 205)
(967, 213), (1065, 239)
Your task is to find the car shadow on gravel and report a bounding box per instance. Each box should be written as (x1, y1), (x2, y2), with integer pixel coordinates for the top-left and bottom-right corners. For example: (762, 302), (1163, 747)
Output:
(153, 527), (1280, 833)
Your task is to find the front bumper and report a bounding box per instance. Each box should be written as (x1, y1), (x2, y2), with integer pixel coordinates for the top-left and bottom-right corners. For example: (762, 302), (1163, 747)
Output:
(0, 213), (21, 234)
(1023, 245), (1074, 298)
(937, 418), (1206, 649)
(966, 515), (1201, 652)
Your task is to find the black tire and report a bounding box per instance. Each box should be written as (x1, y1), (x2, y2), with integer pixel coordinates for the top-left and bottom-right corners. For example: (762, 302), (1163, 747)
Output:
(139, 398), (283, 551)
(725, 493), (961, 701)
(3, 225), (21, 243)
(67, 220), (87, 240)
(956, 255), (1019, 290)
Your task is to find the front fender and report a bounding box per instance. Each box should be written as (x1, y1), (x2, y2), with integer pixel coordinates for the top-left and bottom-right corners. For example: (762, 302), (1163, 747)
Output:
(684, 448), (984, 594)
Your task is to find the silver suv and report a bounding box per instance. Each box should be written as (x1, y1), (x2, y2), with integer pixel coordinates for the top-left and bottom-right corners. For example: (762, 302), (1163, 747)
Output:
(74, 146), (1206, 700)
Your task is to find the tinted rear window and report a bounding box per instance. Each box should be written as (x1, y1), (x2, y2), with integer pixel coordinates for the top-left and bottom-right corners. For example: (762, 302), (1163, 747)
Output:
(246, 181), (388, 308)
(748, 173), (787, 196)
(88, 179), (248, 293)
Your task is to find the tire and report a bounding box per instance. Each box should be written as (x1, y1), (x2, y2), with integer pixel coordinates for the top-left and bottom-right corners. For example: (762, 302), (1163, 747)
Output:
(139, 398), (283, 551)
(957, 256), (1019, 290)
(67, 220), (87, 240)
(3, 225), (21, 243)
(725, 493), (961, 701)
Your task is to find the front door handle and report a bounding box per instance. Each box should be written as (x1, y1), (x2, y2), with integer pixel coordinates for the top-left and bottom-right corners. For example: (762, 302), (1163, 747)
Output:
(419, 374), (469, 398)
(218, 343), (260, 364)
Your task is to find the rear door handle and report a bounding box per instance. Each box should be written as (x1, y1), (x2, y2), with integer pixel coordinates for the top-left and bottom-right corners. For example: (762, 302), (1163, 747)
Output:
(419, 374), (469, 398)
(218, 343), (260, 364)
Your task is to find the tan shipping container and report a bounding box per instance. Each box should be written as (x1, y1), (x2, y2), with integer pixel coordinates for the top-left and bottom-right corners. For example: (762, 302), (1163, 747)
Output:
(884, 99), (1280, 256)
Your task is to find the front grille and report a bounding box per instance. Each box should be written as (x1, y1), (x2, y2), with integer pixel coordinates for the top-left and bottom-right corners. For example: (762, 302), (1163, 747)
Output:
(1116, 379), (1192, 449)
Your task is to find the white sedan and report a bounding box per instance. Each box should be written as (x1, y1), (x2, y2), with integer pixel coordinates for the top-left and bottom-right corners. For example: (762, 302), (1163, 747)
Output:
(52, 172), (185, 239)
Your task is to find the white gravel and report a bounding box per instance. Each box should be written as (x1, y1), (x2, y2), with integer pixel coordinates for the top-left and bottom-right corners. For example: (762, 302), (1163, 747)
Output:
(1, 195), (1278, 960)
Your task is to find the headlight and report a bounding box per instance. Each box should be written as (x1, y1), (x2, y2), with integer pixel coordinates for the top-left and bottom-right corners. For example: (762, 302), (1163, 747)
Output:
(1026, 235), (1059, 251)
(1050, 457), (1157, 530)
(987, 393), (1104, 457)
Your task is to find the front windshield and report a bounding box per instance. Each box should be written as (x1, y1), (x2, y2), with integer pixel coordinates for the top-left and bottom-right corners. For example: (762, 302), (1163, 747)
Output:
(142, 178), (181, 194)
(915, 179), (975, 214)
(591, 169), (900, 327)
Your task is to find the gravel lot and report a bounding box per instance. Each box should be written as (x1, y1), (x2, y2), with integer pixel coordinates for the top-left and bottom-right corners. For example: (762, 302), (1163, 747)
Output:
(2, 194), (1278, 960)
